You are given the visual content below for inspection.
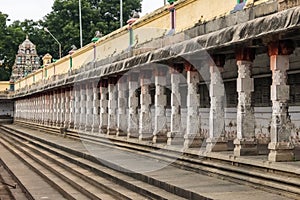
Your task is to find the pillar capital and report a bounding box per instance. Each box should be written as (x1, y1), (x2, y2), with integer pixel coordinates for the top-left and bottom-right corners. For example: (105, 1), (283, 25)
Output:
(170, 63), (183, 74)
(268, 40), (295, 56)
(140, 70), (152, 79)
(154, 67), (168, 76)
(236, 47), (255, 62)
(100, 79), (108, 87)
(211, 54), (226, 68)
(184, 62), (198, 72)
(128, 72), (139, 81)
(108, 76), (118, 85)
(118, 74), (127, 83)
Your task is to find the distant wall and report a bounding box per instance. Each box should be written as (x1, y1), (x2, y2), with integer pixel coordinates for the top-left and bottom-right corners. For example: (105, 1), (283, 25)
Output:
(0, 100), (14, 117)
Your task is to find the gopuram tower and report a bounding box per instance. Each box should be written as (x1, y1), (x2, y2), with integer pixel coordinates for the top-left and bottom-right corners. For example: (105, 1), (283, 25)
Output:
(10, 35), (40, 81)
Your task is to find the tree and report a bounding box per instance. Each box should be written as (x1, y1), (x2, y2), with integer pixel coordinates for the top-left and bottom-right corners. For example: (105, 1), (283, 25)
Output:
(41, 0), (142, 58)
(0, 0), (142, 80)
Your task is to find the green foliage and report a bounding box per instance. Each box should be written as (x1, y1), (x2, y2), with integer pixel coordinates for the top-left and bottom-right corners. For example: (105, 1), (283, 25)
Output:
(0, 0), (142, 81)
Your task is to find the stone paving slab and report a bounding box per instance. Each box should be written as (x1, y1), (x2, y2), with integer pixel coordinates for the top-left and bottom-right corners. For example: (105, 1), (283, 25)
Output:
(0, 138), (67, 200)
(7, 124), (293, 200)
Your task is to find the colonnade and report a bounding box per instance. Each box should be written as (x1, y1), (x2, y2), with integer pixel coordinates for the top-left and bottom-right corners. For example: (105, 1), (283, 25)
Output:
(14, 40), (296, 162)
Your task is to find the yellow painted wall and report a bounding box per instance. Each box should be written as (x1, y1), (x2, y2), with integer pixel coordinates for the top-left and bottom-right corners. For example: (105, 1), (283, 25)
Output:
(0, 82), (10, 91)
(14, 0), (270, 91)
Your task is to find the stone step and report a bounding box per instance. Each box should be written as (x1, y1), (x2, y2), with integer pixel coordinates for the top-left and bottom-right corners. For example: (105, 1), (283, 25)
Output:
(13, 135), (148, 200)
(3, 123), (295, 199)
(0, 136), (79, 200)
(0, 125), (187, 200)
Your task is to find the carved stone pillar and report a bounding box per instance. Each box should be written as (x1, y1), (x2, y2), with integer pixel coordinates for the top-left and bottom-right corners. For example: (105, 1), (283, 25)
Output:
(31, 97), (34, 122)
(206, 55), (228, 152)
(52, 91), (57, 126)
(184, 63), (202, 148)
(167, 65), (184, 146)
(99, 80), (108, 133)
(34, 96), (37, 122)
(64, 88), (70, 128)
(117, 76), (128, 136)
(127, 73), (139, 138)
(74, 87), (81, 130)
(153, 68), (168, 143)
(139, 70), (153, 141)
(268, 40), (295, 162)
(234, 48), (257, 156)
(79, 84), (86, 130)
(69, 88), (75, 129)
(56, 90), (62, 126)
(107, 77), (118, 135)
(59, 89), (65, 128)
(49, 91), (54, 126)
(92, 81), (100, 133)
(85, 82), (93, 132)
(43, 93), (47, 125)
(36, 95), (39, 123)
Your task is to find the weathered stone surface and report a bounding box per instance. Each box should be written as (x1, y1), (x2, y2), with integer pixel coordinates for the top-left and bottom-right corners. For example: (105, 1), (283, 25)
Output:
(99, 81), (108, 133)
(127, 74), (139, 138)
(234, 60), (257, 156)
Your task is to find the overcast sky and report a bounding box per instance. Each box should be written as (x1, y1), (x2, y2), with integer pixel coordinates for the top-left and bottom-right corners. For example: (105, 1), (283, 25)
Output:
(0, 0), (164, 23)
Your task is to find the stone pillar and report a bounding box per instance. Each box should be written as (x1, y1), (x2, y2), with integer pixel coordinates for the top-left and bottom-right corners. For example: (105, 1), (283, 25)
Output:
(99, 80), (108, 133)
(32, 97), (35, 122)
(107, 77), (118, 135)
(74, 86), (81, 130)
(153, 68), (168, 143)
(43, 93), (47, 125)
(79, 84), (86, 130)
(268, 40), (295, 162)
(184, 63), (202, 148)
(127, 73), (139, 138)
(139, 70), (153, 141)
(206, 55), (228, 152)
(69, 88), (75, 129)
(234, 48), (257, 156)
(40, 94), (44, 124)
(59, 89), (65, 128)
(31, 97), (35, 122)
(64, 88), (70, 128)
(85, 82), (93, 132)
(92, 81), (100, 133)
(55, 90), (61, 126)
(167, 65), (184, 146)
(117, 76), (128, 136)
(49, 91), (54, 126)
(35, 96), (38, 123)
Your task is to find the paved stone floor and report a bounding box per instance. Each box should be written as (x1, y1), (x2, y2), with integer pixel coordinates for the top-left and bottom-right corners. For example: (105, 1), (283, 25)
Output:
(3, 124), (295, 200)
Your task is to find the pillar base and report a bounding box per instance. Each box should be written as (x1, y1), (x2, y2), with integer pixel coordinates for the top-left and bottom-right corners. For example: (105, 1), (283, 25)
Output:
(268, 142), (294, 162)
(206, 137), (228, 152)
(79, 124), (85, 131)
(153, 131), (168, 143)
(91, 127), (99, 134)
(107, 128), (117, 135)
(68, 123), (74, 129)
(257, 137), (270, 155)
(167, 132), (184, 146)
(116, 129), (127, 137)
(99, 126), (107, 134)
(183, 134), (203, 148)
(139, 133), (153, 141)
(127, 131), (139, 139)
(234, 138), (258, 156)
(85, 125), (92, 132)
(55, 121), (61, 127)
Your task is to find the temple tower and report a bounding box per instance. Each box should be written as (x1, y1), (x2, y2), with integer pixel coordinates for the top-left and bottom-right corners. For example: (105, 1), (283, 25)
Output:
(10, 35), (40, 81)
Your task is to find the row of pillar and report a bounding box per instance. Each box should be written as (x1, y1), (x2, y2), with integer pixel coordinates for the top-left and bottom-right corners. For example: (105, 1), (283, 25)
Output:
(14, 40), (296, 162)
